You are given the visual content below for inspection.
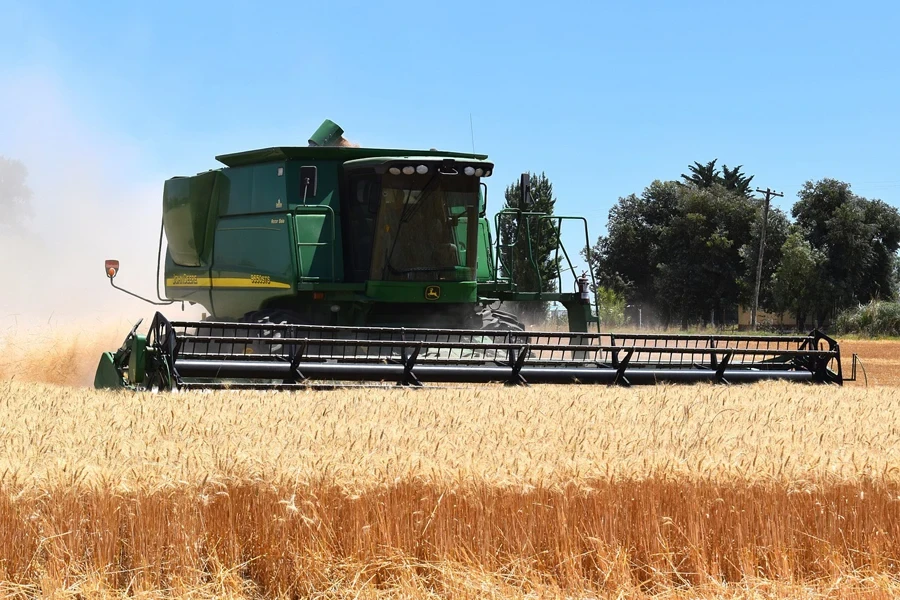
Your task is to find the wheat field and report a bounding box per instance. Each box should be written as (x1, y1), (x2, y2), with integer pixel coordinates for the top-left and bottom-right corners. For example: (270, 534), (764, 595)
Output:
(2, 324), (900, 598)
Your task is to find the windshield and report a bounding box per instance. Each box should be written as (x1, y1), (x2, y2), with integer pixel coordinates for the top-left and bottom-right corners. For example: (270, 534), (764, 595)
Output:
(369, 172), (479, 282)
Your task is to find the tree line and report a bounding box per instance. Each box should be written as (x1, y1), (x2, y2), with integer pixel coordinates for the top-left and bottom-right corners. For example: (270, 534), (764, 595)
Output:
(491, 164), (900, 331)
(586, 160), (900, 330)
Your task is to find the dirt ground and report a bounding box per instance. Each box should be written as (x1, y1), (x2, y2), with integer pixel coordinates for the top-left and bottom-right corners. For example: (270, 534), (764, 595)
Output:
(839, 338), (900, 386)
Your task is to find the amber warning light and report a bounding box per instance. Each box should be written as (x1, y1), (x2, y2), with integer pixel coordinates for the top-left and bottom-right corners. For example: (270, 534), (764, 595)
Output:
(105, 259), (119, 279)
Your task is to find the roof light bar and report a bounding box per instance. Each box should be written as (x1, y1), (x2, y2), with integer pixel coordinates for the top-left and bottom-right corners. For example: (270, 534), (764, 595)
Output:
(382, 161), (493, 176)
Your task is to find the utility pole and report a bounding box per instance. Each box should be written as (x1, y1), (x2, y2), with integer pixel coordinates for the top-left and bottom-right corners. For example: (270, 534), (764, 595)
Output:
(751, 187), (784, 330)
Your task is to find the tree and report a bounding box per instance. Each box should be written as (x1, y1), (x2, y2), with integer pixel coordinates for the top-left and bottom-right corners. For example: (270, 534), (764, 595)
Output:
(721, 164), (754, 197)
(681, 160), (719, 188)
(771, 231), (825, 330)
(653, 184), (756, 328)
(739, 205), (790, 312)
(589, 178), (760, 329)
(858, 198), (900, 301)
(595, 286), (626, 327)
(680, 159), (754, 197)
(498, 172), (559, 323)
(587, 180), (680, 308)
(791, 179), (900, 322)
(0, 157), (32, 230)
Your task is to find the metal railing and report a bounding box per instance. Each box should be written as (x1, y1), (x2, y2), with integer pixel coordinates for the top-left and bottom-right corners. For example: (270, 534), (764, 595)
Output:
(492, 210), (599, 309)
(141, 313), (844, 389)
(294, 205), (336, 282)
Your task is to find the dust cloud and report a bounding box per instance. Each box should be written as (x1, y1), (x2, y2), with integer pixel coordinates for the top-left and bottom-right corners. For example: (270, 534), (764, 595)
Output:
(0, 72), (201, 385)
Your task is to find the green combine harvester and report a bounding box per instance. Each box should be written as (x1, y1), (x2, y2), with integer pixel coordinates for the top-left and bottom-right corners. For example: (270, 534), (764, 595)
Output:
(95, 120), (844, 389)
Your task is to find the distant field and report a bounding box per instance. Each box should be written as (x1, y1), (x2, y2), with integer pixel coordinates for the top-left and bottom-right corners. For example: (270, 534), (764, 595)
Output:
(840, 339), (900, 386)
(2, 378), (900, 598)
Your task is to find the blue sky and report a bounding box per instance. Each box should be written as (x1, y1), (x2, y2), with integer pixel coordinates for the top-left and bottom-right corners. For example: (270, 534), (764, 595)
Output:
(1, 0), (899, 314)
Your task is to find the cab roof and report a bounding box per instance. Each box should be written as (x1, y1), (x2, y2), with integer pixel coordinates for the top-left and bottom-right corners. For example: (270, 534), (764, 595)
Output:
(216, 146), (488, 168)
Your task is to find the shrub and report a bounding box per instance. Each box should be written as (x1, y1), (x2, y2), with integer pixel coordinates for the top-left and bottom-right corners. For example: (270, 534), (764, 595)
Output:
(596, 286), (626, 327)
(835, 301), (900, 336)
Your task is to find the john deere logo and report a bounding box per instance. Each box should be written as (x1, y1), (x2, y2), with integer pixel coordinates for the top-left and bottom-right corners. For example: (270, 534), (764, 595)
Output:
(425, 285), (441, 300)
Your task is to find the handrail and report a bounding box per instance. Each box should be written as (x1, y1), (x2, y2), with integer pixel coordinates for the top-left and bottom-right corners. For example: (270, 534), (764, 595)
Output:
(294, 204), (336, 282)
(493, 209), (549, 292)
(492, 210), (601, 327)
(536, 215), (600, 328)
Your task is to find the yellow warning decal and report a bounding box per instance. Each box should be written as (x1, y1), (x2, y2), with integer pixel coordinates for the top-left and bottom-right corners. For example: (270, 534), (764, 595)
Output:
(166, 275), (291, 289)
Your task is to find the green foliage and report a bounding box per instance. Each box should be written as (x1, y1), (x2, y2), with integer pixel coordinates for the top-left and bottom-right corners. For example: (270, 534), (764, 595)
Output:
(654, 185), (756, 328)
(792, 179), (900, 321)
(595, 287), (626, 327)
(589, 172), (764, 329)
(593, 165), (900, 331)
(835, 301), (900, 337)
(680, 159), (754, 197)
(721, 164), (754, 197)
(771, 231), (825, 330)
(739, 205), (790, 311)
(681, 160), (719, 188)
(0, 157), (32, 229)
(499, 172), (559, 323)
(588, 180), (679, 306)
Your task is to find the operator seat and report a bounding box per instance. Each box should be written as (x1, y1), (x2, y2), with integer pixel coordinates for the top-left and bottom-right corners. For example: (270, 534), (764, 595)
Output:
(431, 243), (459, 268)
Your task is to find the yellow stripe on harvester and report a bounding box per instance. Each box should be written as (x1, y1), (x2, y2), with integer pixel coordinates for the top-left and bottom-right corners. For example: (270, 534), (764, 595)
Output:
(166, 275), (291, 289)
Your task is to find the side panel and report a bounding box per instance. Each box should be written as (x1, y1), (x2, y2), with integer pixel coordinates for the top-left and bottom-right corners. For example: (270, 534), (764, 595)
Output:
(162, 171), (226, 267)
(162, 171), (226, 312)
(164, 252), (214, 312)
(219, 162), (287, 216)
(209, 214), (296, 319)
(287, 160), (344, 281)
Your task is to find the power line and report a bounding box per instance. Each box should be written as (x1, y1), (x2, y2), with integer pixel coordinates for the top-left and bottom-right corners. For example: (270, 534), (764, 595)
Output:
(751, 187), (784, 330)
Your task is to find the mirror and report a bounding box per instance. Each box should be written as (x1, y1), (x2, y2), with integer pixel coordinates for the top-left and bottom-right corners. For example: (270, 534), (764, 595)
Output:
(300, 166), (318, 198)
(519, 173), (530, 209)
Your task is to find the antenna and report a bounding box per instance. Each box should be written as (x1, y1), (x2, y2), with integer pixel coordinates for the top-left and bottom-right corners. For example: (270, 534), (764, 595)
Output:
(469, 113), (476, 153)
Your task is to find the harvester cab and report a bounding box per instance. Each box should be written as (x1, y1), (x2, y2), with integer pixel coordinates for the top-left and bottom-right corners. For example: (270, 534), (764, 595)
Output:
(95, 120), (844, 390)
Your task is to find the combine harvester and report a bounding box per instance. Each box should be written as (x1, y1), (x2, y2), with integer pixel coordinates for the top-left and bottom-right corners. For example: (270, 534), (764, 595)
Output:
(95, 120), (844, 389)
